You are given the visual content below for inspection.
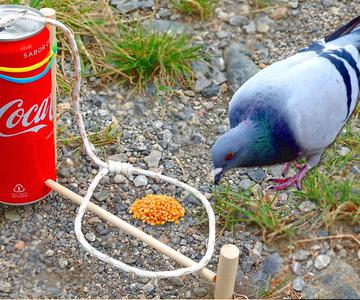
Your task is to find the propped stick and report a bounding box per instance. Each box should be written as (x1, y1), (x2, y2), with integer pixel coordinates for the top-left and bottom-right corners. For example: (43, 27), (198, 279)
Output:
(45, 179), (216, 282)
(40, 8), (57, 160)
(214, 244), (240, 299)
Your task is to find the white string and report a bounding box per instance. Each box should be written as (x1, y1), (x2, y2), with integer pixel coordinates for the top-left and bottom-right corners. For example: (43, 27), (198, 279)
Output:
(24, 14), (216, 279)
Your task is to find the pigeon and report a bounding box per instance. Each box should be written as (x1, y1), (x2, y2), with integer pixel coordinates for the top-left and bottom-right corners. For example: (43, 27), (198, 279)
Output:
(212, 15), (360, 190)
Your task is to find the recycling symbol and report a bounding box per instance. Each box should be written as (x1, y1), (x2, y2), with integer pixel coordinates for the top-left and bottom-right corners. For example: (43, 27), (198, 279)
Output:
(13, 184), (25, 193)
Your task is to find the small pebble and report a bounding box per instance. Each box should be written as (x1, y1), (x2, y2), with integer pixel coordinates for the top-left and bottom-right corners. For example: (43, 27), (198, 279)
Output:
(139, 277), (150, 284)
(114, 174), (127, 184)
(267, 165), (283, 178)
(314, 255), (331, 270)
(229, 15), (248, 26)
(193, 287), (208, 297)
(88, 217), (102, 225)
(239, 178), (254, 190)
(203, 85), (220, 97)
(272, 7), (288, 20)
(243, 22), (256, 34)
(241, 256), (254, 273)
(144, 150), (162, 168)
(299, 200), (317, 212)
(238, 4), (250, 14)
(353, 225), (360, 234)
(85, 232), (96, 242)
(247, 168), (266, 183)
(321, 0), (333, 7)
(338, 146), (351, 156)
(318, 230), (328, 237)
(292, 261), (302, 275)
(153, 120), (163, 129)
(215, 8), (230, 21)
(216, 31), (229, 39)
(338, 249), (347, 258)
(0, 281), (12, 293)
(293, 276), (305, 292)
(184, 90), (195, 97)
(14, 240), (25, 250)
(5, 209), (21, 222)
(256, 23), (270, 33)
(293, 250), (311, 261)
(143, 282), (155, 293)
(133, 175), (148, 187)
(167, 277), (184, 287)
(311, 244), (321, 252)
(306, 259), (313, 269)
(335, 243), (343, 251)
(123, 257), (137, 265)
(94, 190), (110, 202)
(45, 249), (54, 257)
(350, 165), (360, 175)
(59, 258), (69, 269)
(288, 0), (299, 9)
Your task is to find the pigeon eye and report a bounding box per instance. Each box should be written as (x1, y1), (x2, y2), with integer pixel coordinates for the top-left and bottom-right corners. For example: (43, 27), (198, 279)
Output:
(225, 152), (235, 161)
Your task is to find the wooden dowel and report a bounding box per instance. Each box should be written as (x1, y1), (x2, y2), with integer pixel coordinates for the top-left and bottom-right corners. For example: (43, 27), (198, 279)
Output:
(45, 179), (216, 282)
(40, 8), (57, 161)
(214, 244), (240, 299)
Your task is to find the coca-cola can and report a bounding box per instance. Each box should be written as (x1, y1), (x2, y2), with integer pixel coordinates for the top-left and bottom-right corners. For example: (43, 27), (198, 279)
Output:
(0, 5), (56, 205)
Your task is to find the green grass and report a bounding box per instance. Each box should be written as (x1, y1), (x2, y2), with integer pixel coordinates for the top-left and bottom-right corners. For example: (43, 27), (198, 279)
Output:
(172, 0), (219, 19)
(252, 0), (272, 9)
(5, 0), (202, 93)
(213, 185), (299, 240)
(103, 23), (202, 90)
(295, 126), (360, 227)
(295, 171), (359, 226)
(59, 121), (121, 148)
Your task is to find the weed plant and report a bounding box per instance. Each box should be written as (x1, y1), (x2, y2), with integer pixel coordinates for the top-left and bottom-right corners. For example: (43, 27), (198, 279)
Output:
(172, 0), (219, 19)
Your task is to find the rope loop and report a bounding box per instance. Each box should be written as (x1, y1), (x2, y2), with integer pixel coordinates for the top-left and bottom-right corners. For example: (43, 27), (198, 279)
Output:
(74, 167), (216, 279)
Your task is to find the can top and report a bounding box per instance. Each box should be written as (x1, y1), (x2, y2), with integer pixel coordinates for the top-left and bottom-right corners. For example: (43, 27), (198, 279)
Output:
(0, 5), (44, 42)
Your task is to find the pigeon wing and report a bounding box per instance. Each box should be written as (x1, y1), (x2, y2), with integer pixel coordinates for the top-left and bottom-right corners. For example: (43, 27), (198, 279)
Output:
(285, 43), (359, 155)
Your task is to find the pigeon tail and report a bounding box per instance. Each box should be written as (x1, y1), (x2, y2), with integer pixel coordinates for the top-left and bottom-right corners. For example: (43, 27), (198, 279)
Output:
(325, 15), (360, 43)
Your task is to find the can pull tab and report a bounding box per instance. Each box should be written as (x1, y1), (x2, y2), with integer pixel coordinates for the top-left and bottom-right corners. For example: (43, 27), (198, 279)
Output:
(0, 10), (28, 32)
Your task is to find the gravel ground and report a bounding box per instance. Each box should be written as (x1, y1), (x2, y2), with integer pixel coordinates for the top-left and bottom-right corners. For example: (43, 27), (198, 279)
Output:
(1, 0), (359, 298)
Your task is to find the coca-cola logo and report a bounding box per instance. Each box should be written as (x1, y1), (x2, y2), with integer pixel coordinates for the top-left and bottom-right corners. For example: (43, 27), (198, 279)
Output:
(0, 95), (53, 137)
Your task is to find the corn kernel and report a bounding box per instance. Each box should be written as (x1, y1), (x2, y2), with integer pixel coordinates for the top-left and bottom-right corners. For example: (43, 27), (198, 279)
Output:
(129, 194), (185, 226)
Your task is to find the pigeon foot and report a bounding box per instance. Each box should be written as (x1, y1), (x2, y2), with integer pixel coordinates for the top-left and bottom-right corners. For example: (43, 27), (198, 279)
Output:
(282, 161), (303, 176)
(270, 164), (310, 190)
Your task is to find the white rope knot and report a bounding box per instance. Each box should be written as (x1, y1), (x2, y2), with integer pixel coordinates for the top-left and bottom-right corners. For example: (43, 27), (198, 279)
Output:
(108, 160), (134, 177)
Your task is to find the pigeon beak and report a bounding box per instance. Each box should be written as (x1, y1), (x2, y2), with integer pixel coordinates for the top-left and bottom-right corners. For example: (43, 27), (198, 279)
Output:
(213, 168), (223, 185)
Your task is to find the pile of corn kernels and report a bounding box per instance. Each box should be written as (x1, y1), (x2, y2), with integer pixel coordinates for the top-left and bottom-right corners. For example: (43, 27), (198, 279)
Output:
(129, 194), (185, 225)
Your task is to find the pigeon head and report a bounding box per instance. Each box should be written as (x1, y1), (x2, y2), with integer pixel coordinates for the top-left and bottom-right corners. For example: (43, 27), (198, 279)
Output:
(211, 104), (302, 184)
(211, 122), (256, 184)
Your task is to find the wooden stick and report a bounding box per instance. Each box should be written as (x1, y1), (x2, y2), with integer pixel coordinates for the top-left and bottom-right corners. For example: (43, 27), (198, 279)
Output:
(40, 8), (57, 161)
(214, 244), (240, 299)
(45, 179), (216, 282)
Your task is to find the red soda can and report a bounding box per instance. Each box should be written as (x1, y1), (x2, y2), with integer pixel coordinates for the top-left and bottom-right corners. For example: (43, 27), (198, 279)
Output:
(0, 5), (56, 205)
